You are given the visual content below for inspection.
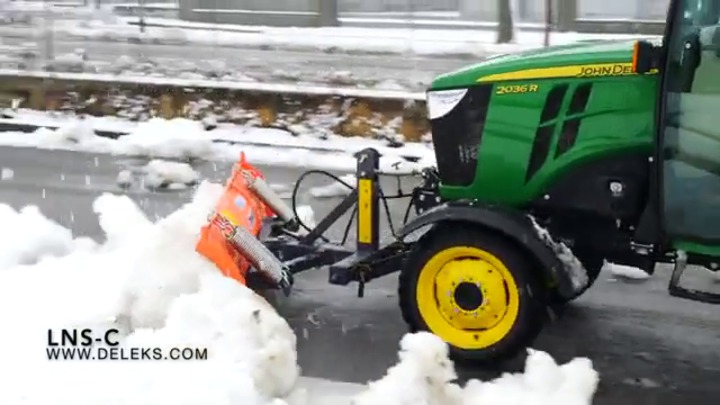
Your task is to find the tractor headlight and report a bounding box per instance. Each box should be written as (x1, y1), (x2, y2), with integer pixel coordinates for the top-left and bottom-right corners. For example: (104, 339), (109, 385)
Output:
(426, 88), (468, 120)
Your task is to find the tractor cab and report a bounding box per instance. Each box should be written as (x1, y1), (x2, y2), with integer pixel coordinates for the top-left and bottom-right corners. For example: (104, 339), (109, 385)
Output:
(635, 0), (720, 303)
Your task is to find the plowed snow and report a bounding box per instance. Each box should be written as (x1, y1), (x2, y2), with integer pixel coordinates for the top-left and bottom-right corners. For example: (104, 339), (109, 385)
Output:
(0, 182), (600, 405)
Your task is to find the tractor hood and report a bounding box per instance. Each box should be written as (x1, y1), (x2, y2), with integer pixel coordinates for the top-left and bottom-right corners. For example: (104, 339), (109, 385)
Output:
(430, 39), (652, 89)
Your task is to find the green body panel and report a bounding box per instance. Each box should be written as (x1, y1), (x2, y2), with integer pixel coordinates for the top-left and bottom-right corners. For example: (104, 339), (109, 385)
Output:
(431, 39), (642, 90)
(429, 40), (659, 206)
(673, 240), (720, 257)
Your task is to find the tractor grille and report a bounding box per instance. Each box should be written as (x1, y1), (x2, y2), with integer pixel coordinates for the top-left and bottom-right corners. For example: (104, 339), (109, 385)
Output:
(429, 84), (493, 187)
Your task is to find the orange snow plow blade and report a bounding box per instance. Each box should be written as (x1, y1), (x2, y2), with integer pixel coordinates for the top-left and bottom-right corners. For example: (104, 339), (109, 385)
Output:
(195, 152), (274, 285)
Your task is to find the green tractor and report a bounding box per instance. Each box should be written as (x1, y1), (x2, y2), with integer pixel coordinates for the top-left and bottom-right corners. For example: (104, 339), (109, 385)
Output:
(407, 0), (720, 361)
(242, 0), (720, 364)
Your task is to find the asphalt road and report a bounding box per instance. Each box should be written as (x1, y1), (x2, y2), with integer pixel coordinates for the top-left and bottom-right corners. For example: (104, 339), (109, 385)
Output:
(2, 145), (720, 404)
(0, 35), (481, 91)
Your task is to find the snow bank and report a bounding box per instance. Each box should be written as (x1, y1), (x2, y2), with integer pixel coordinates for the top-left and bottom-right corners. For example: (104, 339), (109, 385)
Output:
(142, 159), (200, 189)
(0, 181), (303, 404)
(117, 159), (200, 190)
(0, 185), (600, 404)
(606, 262), (651, 281)
(357, 332), (599, 405)
(0, 203), (94, 270)
(0, 116), (435, 174)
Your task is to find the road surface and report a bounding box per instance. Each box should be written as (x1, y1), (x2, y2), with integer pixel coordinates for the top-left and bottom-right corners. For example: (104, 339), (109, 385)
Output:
(0, 34), (485, 91)
(1, 145), (720, 404)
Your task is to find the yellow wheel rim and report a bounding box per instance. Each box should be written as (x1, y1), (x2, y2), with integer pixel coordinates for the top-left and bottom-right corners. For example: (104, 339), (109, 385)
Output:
(415, 246), (520, 350)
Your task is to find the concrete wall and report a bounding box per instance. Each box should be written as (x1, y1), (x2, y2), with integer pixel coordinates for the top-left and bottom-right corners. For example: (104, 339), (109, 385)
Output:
(579, 0), (669, 20)
(459, 0), (566, 24)
(179, 0), (338, 27)
(459, 0), (670, 22)
(340, 0), (459, 13)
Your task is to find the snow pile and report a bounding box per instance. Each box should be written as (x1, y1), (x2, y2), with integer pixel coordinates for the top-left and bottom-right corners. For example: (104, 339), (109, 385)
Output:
(0, 116), (435, 174)
(45, 48), (89, 73)
(115, 118), (215, 160)
(0, 203), (94, 270)
(606, 262), (651, 281)
(356, 332), (599, 405)
(0, 181), (303, 404)
(353, 332), (462, 404)
(1, 166), (13, 180)
(141, 159), (200, 190)
(142, 159), (200, 186)
(117, 159), (200, 190)
(0, 118), (215, 160)
(309, 174), (357, 198)
(529, 216), (590, 291)
(0, 184), (600, 404)
(461, 348), (599, 404)
(116, 168), (134, 188)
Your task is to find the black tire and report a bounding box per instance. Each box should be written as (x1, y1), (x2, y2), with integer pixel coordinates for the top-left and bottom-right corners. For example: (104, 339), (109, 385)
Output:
(398, 224), (548, 364)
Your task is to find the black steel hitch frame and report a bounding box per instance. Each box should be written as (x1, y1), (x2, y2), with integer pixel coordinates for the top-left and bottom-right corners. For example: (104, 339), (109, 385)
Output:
(246, 147), (443, 298)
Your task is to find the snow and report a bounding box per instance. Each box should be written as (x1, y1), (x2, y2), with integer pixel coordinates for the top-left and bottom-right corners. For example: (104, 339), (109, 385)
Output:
(309, 174), (357, 199)
(1, 166), (13, 180)
(118, 159), (201, 190)
(116, 168), (134, 188)
(0, 113), (435, 174)
(0, 182), (600, 405)
(606, 262), (651, 281)
(0, 203), (94, 270)
(295, 205), (317, 229)
(529, 216), (590, 291)
(357, 333), (599, 405)
(0, 183), (304, 404)
(142, 159), (199, 186)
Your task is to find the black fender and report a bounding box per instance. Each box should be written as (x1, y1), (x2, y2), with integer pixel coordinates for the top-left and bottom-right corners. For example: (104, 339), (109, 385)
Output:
(398, 201), (577, 299)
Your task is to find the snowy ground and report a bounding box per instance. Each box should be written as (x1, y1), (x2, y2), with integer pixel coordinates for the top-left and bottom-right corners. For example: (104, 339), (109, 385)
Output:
(0, 179), (600, 404)
(0, 111), (435, 173)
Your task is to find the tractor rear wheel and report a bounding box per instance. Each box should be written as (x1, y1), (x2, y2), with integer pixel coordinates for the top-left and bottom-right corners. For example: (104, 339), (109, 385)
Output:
(398, 225), (548, 364)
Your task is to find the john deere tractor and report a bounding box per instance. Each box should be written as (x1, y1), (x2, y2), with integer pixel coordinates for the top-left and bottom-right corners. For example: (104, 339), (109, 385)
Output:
(231, 0), (720, 364)
(402, 0), (720, 361)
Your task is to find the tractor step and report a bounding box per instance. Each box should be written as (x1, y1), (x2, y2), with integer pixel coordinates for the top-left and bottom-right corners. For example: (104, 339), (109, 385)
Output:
(668, 251), (720, 305)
